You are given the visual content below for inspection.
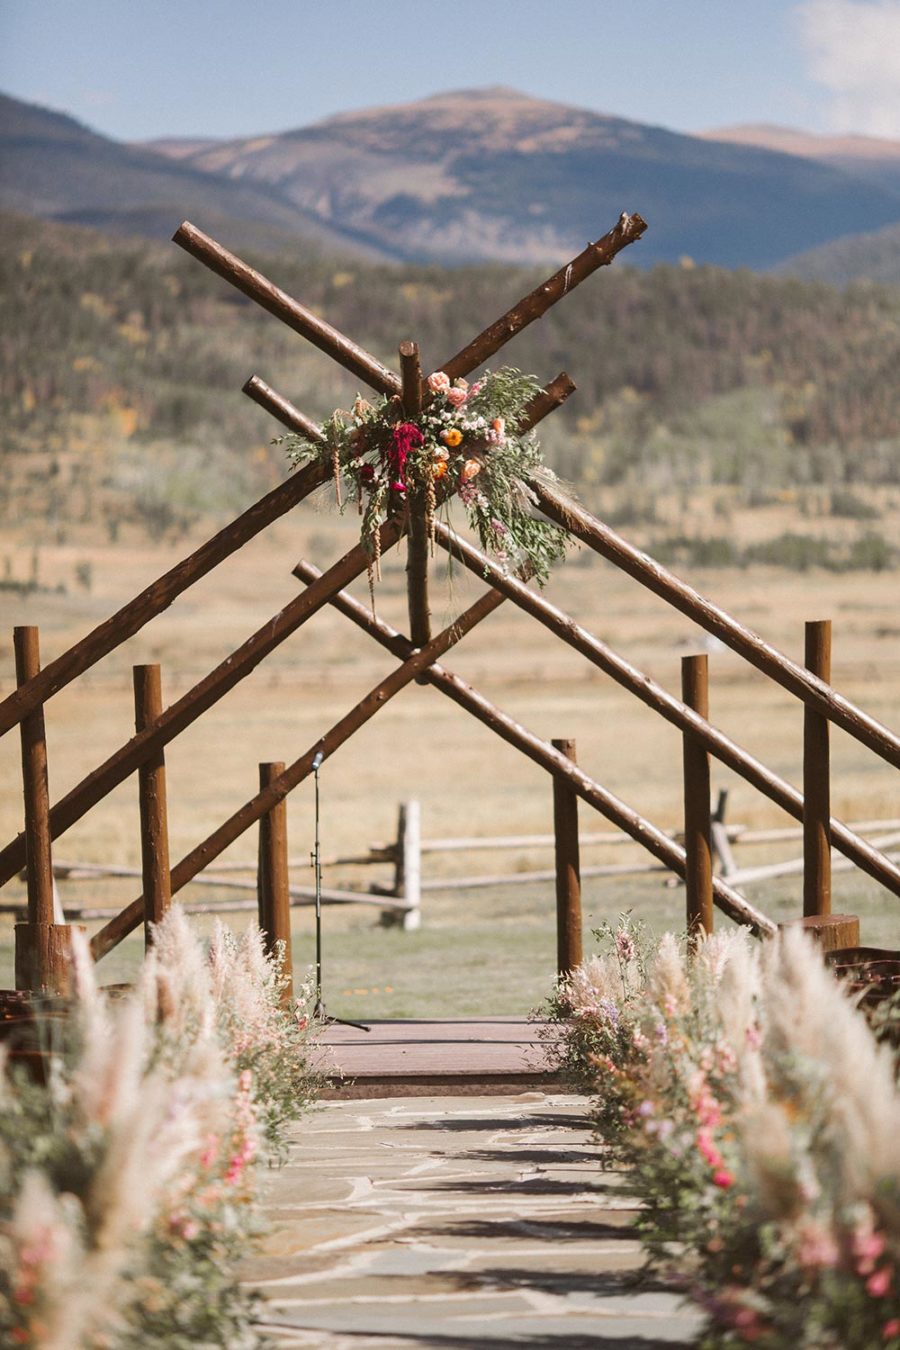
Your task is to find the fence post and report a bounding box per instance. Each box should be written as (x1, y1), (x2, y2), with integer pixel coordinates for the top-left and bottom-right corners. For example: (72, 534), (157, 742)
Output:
(552, 738), (582, 976)
(682, 655), (714, 943)
(803, 620), (832, 917)
(257, 761), (293, 1005)
(387, 800), (422, 930)
(133, 664), (172, 948)
(13, 626), (76, 993)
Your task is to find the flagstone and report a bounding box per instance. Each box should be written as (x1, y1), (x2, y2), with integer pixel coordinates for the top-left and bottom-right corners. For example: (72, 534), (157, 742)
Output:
(242, 1092), (702, 1347)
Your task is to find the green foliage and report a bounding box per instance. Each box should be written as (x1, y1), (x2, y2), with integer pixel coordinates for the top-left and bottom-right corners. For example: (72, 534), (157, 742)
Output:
(4, 214), (900, 540)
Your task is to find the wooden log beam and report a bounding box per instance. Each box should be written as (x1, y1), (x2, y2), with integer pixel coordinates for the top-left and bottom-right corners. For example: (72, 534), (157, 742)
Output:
(682, 655), (714, 942)
(134, 664), (172, 946)
(14, 628), (54, 927)
(258, 761), (293, 1005)
(0, 458), (330, 739)
(439, 212), (647, 381)
(434, 524), (900, 897)
(400, 340), (431, 648)
(803, 619), (832, 916)
(552, 738), (583, 975)
(243, 376), (326, 443)
(0, 523), (402, 887)
(90, 582), (507, 960)
(291, 559), (775, 937)
(173, 222), (401, 395)
(533, 477), (900, 770)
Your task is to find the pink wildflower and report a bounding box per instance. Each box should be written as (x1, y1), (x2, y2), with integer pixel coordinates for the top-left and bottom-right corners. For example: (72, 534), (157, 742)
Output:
(697, 1127), (724, 1169)
(883, 1318), (900, 1339)
(868, 1266), (894, 1298)
(200, 1134), (220, 1169)
(796, 1222), (840, 1270)
(855, 1228), (887, 1275)
(615, 931), (636, 963)
(713, 1168), (736, 1189)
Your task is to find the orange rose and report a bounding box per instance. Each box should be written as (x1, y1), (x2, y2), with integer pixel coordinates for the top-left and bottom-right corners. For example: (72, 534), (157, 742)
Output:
(441, 428), (463, 448)
(461, 458), (481, 481)
(433, 459), (448, 480)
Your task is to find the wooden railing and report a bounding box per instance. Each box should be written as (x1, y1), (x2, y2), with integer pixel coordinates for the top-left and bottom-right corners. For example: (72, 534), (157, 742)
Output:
(3, 212), (897, 996)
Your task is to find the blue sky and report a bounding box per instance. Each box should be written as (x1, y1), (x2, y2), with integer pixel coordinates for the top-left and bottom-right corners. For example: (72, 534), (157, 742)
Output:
(3, 0), (900, 142)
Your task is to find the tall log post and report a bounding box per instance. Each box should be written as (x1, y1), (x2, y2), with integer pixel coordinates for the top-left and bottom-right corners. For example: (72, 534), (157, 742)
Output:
(803, 620), (832, 917)
(257, 762), (293, 1006)
(400, 340), (431, 650)
(682, 655), (714, 944)
(134, 664), (172, 947)
(14, 627), (75, 993)
(552, 738), (583, 977)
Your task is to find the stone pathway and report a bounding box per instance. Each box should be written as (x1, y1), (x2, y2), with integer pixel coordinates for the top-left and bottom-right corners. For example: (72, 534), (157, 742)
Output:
(242, 1093), (702, 1348)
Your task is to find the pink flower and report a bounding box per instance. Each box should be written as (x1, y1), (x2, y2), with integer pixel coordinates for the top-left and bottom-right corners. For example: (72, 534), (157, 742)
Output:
(855, 1228), (887, 1274)
(712, 1168), (735, 1189)
(868, 1267), (894, 1298)
(615, 931), (636, 963)
(697, 1127), (724, 1169)
(427, 371), (450, 394)
(797, 1222), (839, 1270)
(446, 386), (468, 407)
(883, 1318), (900, 1339)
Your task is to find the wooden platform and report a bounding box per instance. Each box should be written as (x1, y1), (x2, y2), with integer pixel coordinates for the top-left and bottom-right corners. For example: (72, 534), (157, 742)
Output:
(316, 1017), (566, 1097)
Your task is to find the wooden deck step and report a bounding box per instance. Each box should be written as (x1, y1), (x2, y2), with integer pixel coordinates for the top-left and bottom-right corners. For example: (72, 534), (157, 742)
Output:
(315, 1017), (566, 1098)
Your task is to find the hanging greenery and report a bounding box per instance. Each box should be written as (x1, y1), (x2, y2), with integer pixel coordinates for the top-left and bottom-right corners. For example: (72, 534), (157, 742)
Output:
(283, 367), (568, 588)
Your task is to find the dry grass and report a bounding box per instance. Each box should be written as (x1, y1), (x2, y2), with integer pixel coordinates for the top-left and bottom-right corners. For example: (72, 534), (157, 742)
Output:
(1, 501), (898, 1013)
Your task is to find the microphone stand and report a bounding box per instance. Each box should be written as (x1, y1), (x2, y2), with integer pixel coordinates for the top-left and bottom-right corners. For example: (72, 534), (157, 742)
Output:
(311, 751), (369, 1032)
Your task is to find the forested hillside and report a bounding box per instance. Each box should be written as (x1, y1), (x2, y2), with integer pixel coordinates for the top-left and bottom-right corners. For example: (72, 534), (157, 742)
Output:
(3, 211), (899, 563)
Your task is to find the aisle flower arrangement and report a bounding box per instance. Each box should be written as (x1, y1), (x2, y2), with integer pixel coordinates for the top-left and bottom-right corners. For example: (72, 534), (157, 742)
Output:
(0, 910), (321, 1349)
(284, 366), (568, 589)
(546, 920), (900, 1349)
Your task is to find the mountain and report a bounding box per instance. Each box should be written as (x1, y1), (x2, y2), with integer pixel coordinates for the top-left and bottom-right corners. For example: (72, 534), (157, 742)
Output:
(700, 123), (900, 196)
(0, 93), (391, 259)
(5, 88), (900, 270)
(776, 220), (900, 285)
(138, 87), (900, 269)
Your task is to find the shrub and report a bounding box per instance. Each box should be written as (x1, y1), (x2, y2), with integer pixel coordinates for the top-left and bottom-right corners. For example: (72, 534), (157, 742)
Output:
(546, 921), (900, 1348)
(0, 909), (321, 1349)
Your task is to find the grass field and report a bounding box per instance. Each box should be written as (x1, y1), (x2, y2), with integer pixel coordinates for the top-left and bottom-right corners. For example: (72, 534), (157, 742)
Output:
(1, 501), (898, 1016)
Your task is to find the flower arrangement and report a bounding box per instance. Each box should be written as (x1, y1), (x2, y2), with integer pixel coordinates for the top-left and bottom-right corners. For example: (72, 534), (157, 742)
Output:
(546, 920), (900, 1349)
(284, 366), (568, 589)
(0, 910), (321, 1349)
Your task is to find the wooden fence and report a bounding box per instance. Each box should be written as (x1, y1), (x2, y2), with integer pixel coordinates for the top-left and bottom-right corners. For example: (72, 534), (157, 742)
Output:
(3, 210), (898, 1000)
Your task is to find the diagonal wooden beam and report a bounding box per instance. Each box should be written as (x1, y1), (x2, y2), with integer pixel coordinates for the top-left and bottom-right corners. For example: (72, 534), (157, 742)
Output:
(0, 523), (402, 888)
(439, 211), (647, 381)
(0, 458), (331, 740)
(173, 221), (401, 395)
(433, 523), (900, 900)
(89, 581), (508, 960)
(291, 558), (774, 937)
(532, 476), (900, 771)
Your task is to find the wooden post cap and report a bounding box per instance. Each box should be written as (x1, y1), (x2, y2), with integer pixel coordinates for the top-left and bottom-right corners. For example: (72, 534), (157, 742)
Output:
(778, 913), (860, 953)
